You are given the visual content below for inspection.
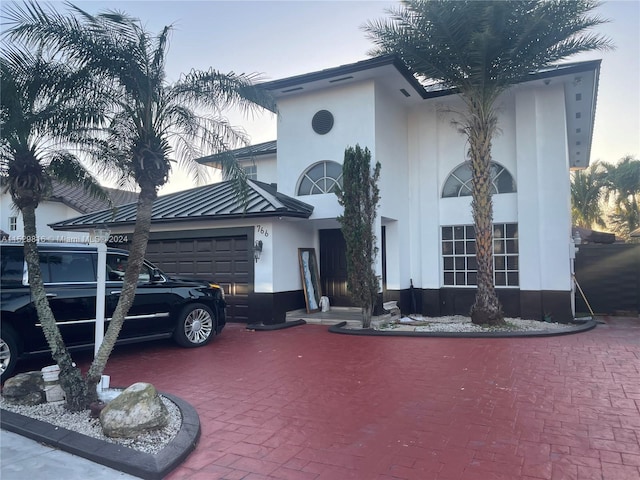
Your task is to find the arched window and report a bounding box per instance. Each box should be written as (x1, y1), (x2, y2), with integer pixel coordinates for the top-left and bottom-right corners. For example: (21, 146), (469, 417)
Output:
(297, 161), (343, 196)
(442, 162), (516, 198)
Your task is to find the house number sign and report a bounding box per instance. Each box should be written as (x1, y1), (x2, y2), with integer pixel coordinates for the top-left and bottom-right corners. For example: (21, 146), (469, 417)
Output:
(256, 225), (269, 237)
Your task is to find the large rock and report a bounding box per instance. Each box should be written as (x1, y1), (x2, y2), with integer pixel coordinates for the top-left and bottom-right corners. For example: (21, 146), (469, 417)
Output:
(99, 382), (169, 438)
(2, 371), (45, 405)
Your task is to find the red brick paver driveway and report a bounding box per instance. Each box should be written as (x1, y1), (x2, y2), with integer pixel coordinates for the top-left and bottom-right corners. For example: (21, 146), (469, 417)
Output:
(101, 317), (640, 480)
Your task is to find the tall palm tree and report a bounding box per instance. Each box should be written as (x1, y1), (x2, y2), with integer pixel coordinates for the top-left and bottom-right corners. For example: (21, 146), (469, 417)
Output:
(4, 2), (275, 407)
(571, 161), (607, 229)
(365, 0), (612, 325)
(602, 156), (640, 240)
(1, 46), (110, 407)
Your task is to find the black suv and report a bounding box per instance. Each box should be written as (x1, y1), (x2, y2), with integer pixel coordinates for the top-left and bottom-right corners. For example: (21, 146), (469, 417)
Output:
(0, 242), (226, 381)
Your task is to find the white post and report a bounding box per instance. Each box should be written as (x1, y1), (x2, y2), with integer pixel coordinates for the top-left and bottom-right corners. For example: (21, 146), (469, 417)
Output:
(93, 229), (110, 358)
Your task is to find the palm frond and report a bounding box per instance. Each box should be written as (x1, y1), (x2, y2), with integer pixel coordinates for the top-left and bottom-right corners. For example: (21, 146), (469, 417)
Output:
(173, 69), (276, 114)
(46, 151), (112, 206)
(365, 0), (612, 94)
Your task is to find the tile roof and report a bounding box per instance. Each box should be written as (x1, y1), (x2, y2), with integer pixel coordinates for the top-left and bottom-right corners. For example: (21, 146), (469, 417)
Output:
(49, 182), (139, 213)
(0, 179), (138, 214)
(197, 140), (277, 165)
(50, 179), (313, 230)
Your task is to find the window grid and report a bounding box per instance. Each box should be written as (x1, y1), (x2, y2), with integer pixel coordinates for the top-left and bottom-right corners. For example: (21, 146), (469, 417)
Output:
(243, 165), (257, 180)
(442, 223), (519, 287)
(442, 162), (516, 198)
(9, 216), (17, 231)
(297, 161), (343, 196)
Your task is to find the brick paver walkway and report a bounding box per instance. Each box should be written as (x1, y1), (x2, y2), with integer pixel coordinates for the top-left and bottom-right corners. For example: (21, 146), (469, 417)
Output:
(97, 317), (639, 479)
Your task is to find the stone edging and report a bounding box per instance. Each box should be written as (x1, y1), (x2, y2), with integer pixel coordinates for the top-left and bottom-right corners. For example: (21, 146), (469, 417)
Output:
(0, 391), (200, 480)
(246, 319), (307, 331)
(328, 319), (598, 338)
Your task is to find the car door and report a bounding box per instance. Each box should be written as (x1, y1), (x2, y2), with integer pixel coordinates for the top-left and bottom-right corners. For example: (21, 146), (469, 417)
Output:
(105, 252), (175, 339)
(40, 249), (98, 349)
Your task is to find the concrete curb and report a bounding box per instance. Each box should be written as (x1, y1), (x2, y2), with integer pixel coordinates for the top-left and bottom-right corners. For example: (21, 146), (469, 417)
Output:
(246, 319), (307, 331)
(0, 391), (200, 480)
(328, 319), (598, 338)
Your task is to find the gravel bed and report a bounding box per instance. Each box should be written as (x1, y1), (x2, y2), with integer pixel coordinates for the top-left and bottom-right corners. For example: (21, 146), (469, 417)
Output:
(0, 393), (181, 454)
(376, 315), (569, 332)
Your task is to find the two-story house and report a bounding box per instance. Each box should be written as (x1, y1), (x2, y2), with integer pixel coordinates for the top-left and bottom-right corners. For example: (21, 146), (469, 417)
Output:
(52, 55), (600, 324)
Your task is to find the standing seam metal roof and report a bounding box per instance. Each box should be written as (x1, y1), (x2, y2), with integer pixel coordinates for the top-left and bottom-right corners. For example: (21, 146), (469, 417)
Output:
(50, 179), (313, 230)
(197, 140), (277, 165)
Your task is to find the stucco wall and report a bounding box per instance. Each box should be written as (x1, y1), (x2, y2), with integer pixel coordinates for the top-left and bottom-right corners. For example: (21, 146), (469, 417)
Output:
(398, 84), (571, 294)
(276, 81), (377, 219)
(374, 83), (410, 291)
(0, 196), (90, 241)
(241, 155), (277, 185)
(515, 83), (572, 292)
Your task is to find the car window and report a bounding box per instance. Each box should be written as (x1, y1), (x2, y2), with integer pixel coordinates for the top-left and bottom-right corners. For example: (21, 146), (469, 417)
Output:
(1, 248), (25, 286)
(106, 253), (153, 283)
(43, 252), (96, 283)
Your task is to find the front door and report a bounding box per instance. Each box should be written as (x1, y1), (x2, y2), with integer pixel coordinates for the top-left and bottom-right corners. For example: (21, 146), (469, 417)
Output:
(319, 229), (352, 306)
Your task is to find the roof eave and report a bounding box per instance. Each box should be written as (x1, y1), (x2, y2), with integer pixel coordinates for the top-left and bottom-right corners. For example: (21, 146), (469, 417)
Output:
(50, 210), (313, 231)
(260, 54), (430, 99)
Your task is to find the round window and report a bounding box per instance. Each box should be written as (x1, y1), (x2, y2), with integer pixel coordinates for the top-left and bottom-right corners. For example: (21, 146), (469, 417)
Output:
(311, 110), (334, 135)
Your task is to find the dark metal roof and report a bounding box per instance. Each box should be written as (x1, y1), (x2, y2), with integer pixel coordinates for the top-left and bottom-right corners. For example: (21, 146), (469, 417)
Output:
(50, 179), (313, 231)
(260, 55), (602, 100)
(197, 140), (277, 165)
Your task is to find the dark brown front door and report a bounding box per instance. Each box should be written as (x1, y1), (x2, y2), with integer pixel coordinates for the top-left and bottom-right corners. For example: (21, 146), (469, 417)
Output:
(319, 229), (353, 306)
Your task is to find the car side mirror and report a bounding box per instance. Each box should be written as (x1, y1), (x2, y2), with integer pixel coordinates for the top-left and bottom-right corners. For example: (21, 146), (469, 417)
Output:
(150, 269), (163, 282)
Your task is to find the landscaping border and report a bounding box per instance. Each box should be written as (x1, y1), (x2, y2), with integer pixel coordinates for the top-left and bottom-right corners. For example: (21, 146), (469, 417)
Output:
(247, 319), (306, 331)
(328, 318), (598, 337)
(0, 391), (199, 480)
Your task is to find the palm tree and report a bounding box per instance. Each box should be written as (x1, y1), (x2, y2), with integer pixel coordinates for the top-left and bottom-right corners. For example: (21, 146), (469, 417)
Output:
(365, 0), (612, 325)
(571, 161), (607, 229)
(602, 156), (640, 240)
(4, 2), (274, 407)
(1, 46), (111, 408)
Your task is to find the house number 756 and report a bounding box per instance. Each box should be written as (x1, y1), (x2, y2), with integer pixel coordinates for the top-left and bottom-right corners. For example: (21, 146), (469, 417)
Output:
(256, 225), (269, 237)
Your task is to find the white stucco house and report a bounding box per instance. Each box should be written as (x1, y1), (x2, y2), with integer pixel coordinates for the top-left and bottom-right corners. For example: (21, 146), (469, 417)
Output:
(1, 181), (137, 242)
(52, 55), (600, 324)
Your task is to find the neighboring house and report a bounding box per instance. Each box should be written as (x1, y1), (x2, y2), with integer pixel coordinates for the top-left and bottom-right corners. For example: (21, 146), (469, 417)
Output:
(51, 55), (601, 324)
(1, 181), (138, 241)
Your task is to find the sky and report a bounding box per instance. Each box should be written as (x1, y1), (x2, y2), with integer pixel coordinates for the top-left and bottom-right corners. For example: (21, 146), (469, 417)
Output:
(12, 1), (640, 193)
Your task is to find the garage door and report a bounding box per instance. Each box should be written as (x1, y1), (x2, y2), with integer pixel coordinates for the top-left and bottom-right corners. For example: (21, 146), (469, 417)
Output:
(145, 236), (250, 322)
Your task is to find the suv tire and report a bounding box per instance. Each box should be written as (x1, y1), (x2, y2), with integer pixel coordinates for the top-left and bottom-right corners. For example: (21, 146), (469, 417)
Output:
(1, 326), (19, 383)
(173, 303), (216, 347)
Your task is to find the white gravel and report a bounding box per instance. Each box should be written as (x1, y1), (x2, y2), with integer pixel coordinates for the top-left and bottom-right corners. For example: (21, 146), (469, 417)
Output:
(0, 394), (181, 454)
(375, 315), (571, 333)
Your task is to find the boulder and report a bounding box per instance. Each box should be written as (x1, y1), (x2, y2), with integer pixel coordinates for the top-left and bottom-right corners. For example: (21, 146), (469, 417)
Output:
(2, 371), (45, 406)
(99, 382), (169, 438)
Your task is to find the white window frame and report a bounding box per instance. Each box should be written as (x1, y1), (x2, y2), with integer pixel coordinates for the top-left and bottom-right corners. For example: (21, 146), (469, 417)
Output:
(296, 161), (343, 196)
(243, 165), (257, 180)
(442, 162), (516, 198)
(441, 223), (519, 288)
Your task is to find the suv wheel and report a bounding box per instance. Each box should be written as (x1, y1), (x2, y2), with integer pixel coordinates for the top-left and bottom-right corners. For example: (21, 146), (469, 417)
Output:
(1, 326), (19, 382)
(173, 303), (215, 347)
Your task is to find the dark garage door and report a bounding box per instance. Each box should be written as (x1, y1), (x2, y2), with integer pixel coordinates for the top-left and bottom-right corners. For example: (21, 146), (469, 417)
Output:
(145, 236), (250, 322)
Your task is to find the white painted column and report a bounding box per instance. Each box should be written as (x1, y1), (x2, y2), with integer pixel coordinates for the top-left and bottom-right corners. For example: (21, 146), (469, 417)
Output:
(534, 85), (573, 292)
(515, 90), (542, 291)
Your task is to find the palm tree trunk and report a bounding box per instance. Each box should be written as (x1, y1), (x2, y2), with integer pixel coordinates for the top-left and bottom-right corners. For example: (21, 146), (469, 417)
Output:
(21, 205), (88, 411)
(84, 186), (157, 401)
(362, 304), (373, 329)
(467, 103), (504, 326)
